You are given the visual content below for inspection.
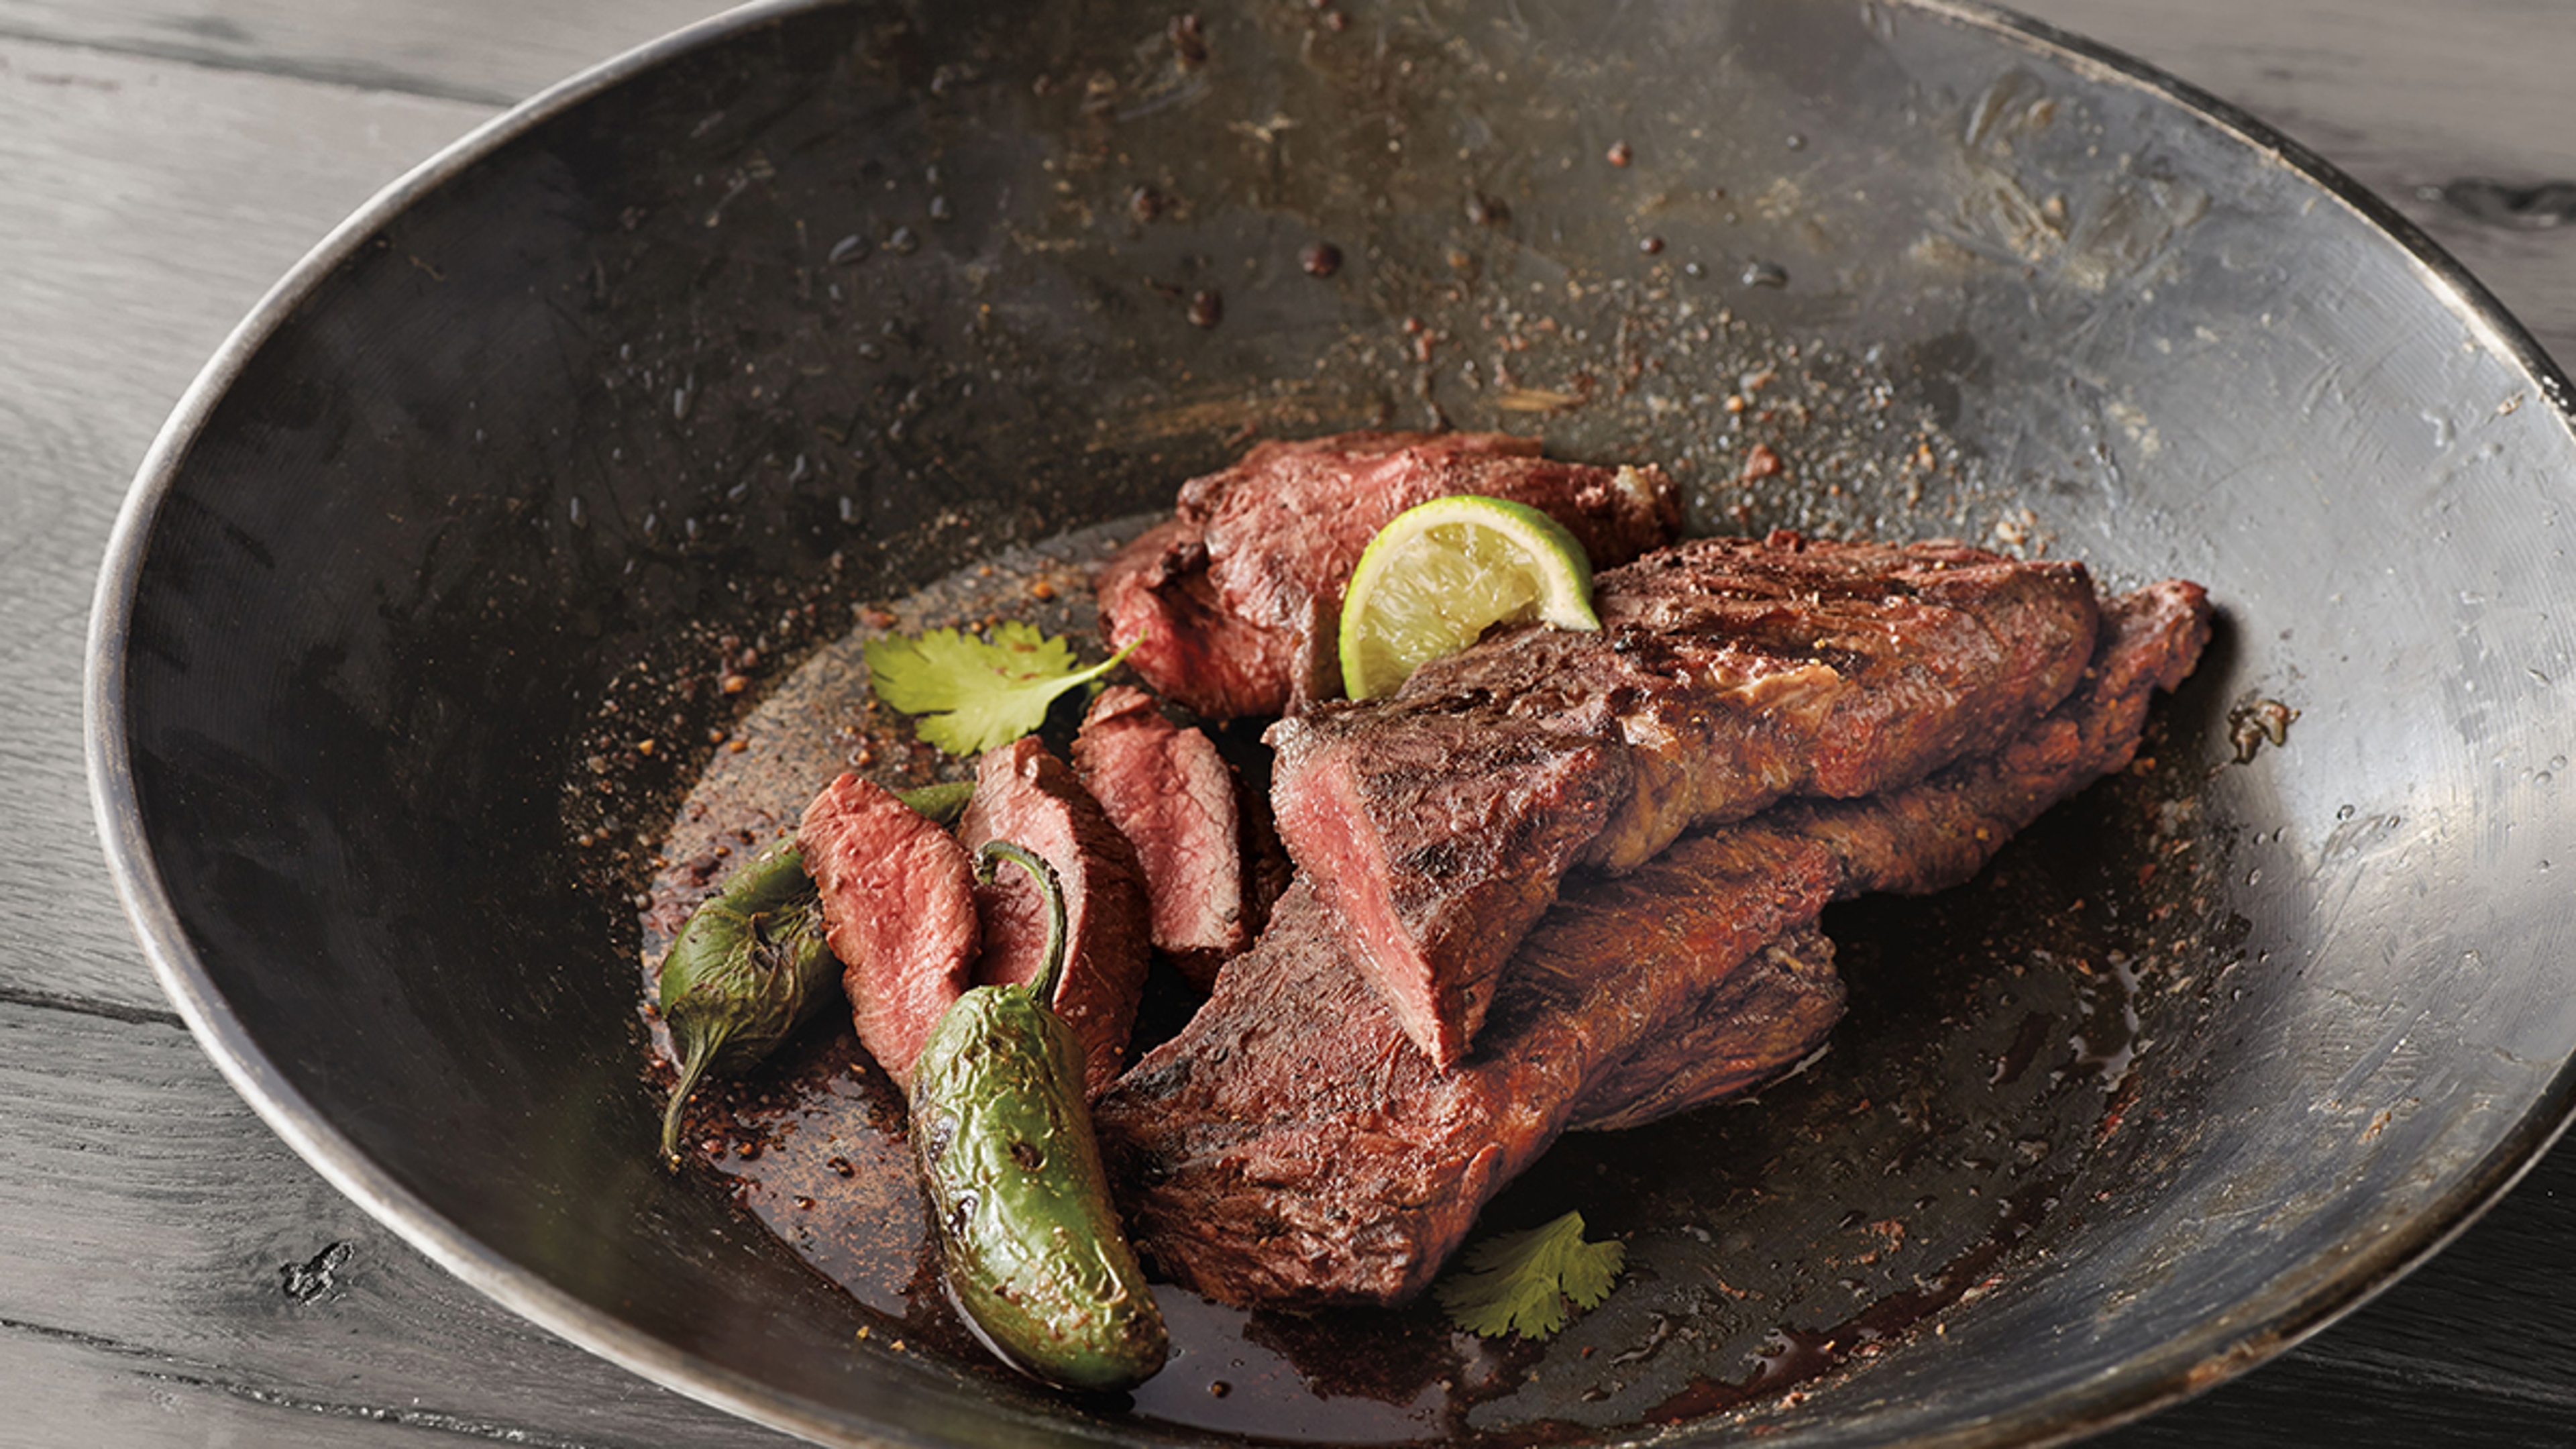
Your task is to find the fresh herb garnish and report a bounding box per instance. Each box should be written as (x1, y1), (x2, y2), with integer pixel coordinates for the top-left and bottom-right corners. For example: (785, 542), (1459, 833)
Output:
(1435, 1211), (1627, 1340)
(862, 622), (1137, 756)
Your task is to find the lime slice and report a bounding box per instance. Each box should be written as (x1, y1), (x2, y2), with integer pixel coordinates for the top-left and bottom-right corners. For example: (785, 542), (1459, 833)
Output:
(1336, 494), (1600, 701)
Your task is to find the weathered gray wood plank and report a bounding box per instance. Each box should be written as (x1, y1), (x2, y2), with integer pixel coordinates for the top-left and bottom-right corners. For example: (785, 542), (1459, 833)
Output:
(2015, 0), (2576, 364)
(0, 0), (725, 104)
(0, 997), (794, 1448)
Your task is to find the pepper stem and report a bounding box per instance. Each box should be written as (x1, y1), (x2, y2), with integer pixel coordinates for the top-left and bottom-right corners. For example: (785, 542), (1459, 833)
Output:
(973, 840), (1069, 1005)
(659, 1022), (731, 1171)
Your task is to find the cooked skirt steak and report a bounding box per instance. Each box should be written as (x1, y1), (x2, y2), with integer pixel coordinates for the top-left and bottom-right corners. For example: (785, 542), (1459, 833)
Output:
(796, 773), (979, 1092)
(1561, 928), (1843, 1134)
(1267, 531), (2103, 1067)
(958, 739), (1154, 1099)
(1094, 578), (2208, 1308)
(1072, 686), (1252, 989)
(1099, 851), (1834, 1307)
(1097, 431), (1679, 720)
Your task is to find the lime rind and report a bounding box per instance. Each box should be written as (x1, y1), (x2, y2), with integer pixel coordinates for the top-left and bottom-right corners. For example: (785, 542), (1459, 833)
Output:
(1337, 494), (1600, 701)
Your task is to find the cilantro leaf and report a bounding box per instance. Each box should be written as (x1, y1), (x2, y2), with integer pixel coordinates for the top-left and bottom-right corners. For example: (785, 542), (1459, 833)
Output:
(862, 621), (1138, 756)
(1435, 1211), (1627, 1340)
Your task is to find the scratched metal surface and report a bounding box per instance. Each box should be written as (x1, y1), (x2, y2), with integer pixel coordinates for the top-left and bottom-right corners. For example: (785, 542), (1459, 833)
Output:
(70, 3), (2576, 1444)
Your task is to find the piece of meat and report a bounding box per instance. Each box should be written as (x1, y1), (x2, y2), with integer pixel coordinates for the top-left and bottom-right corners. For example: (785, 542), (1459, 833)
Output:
(1771, 578), (2212, 900)
(1232, 749), (1295, 953)
(1073, 686), (1250, 988)
(1099, 848), (1838, 1308)
(795, 773), (979, 1092)
(1096, 520), (1292, 724)
(1097, 431), (1680, 719)
(1095, 579), (2208, 1308)
(1562, 928), (1844, 1134)
(1268, 531), (2103, 1067)
(958, 738), (1154, 1099)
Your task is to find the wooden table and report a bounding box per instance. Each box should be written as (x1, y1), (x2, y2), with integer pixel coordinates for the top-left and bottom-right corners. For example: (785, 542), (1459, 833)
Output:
(5, 1), (2570, 1442)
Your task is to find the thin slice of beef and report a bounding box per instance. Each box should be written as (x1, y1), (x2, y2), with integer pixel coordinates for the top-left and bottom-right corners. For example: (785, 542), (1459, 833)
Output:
(796, 773), (979, 1092)
(1562, 928), (1844, 1134)
(1095, 578), (2208, 1308)
(1073, 686), (1251, 989)
(958, 737), (1154, 1099)
(1098, 431), (1680, 719)
(1268, 531), (2102, 1067)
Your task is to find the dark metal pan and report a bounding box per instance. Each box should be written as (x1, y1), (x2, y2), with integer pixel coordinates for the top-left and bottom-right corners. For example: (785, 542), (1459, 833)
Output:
(87, 0), (2576, 1444)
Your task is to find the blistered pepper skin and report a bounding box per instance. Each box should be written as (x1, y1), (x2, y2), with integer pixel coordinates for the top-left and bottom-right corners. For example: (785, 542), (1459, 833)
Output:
(657, 839), (837, 1165)
(657, 784), (975, 1167)
(910, 986), (1169, 1393)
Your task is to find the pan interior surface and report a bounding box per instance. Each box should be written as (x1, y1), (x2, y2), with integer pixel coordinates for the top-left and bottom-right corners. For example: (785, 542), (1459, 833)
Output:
(97, 0), (2576, 1444)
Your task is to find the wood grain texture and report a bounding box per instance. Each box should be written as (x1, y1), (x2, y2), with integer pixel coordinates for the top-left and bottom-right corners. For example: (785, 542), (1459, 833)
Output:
(0, 0), (2571, 1446)
(0, 0), (729, 105)
(0, 997), (794, 1448)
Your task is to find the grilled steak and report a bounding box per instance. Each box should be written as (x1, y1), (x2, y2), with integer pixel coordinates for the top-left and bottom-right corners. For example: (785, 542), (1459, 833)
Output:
(796, 773), (978, 1091)
(1268, 531), (2103, 1067)
(1097, 431), (1680, 719)
(958, 739), (1154, 1099)
(1095, 578), (2209, 1308)
(1073, 686), (1252, 988)
(1562, 928), (1844, 1134)
(1097, 851), (1837, 1307)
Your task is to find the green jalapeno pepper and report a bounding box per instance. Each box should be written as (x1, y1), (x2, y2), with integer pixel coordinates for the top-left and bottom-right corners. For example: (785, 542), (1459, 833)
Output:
(908, 839), (1169, 1393)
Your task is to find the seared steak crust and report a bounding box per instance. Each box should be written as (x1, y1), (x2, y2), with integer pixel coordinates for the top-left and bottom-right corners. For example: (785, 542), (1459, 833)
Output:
(1097, 431), (1680, 719)
(1269, 531), (2103, 1066)
(1095, 579), (2208, 1308)
(959, 739), (1155, 1099)
(1562, 928), (1843, 1134)
(1098, 847), (1839, 1308)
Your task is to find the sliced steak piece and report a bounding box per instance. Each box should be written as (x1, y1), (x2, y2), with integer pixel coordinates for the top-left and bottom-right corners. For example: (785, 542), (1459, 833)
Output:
(1096, 519), (1294, 724)
(959, 737), (1154, 1099)
(1266, 714), (1631, 1063)
(1098, 848), (1839, 1308)
(796, 773), (979, 1092)
(1562, 928), (1844, 1134)
(1073, 686), (1251, 989)
(1268, 530), (2102, 1067)
(1096, 579), (2208, 1307)
(1097, 431), (1680, 719)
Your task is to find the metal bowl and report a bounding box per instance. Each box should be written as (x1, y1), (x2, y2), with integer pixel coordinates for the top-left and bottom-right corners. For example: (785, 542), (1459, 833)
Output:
(87, 0), (2576, 1444)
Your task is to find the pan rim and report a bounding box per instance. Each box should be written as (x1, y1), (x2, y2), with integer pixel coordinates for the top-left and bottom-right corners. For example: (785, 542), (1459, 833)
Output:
(80, 0), (2576, 1444)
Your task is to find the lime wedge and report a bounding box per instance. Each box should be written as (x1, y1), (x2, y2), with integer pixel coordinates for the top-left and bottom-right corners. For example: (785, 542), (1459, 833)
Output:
(1336, 494), (1600, 701)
